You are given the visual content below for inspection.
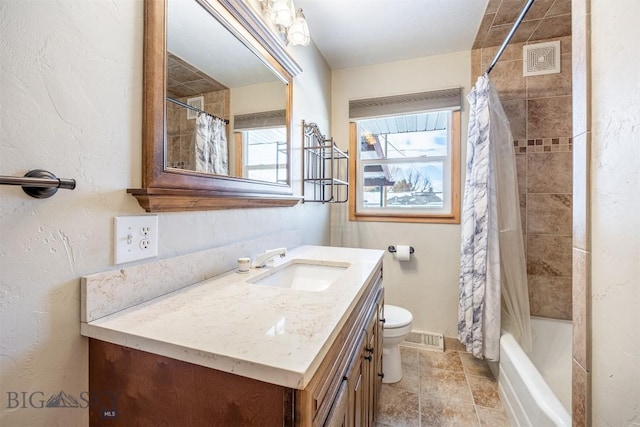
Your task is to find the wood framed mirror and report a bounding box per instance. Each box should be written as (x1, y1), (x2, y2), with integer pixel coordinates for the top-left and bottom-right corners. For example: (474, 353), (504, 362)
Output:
(128, 0), (302, 212)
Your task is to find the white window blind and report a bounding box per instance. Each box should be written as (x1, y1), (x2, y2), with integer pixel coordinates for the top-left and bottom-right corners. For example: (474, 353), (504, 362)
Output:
(234, 109), (286, 130)
(349, 87), (462, 119)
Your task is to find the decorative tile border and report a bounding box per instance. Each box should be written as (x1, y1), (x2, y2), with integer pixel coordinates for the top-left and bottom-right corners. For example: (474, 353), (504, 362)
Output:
(513, 138), (573, 153)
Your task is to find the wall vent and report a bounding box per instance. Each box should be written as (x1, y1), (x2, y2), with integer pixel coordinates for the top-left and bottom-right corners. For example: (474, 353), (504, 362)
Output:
(403, 330), (444, 352)
(523, 41), (561, 76)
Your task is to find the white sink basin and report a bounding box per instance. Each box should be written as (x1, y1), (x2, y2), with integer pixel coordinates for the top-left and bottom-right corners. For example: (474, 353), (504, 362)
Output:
(249, 261), (349, 292)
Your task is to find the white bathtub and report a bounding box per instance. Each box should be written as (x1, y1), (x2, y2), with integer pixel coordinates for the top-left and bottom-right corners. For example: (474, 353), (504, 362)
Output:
(494, 317), (572, 427)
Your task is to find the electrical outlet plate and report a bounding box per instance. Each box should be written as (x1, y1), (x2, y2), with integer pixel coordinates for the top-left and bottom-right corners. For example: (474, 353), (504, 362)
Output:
(114, 215), (159, 264)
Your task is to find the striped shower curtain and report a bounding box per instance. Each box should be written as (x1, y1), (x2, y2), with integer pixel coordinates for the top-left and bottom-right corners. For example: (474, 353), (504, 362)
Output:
(458, 75), (532, 361)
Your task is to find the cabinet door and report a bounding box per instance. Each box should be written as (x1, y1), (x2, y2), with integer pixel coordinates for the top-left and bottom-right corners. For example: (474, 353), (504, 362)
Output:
(362, 289), (385, 426)
(345, 331), (365, 427)
(374, 292), (385, 408)
(324, 380), (349, 427)
(363, 306), (378, 426)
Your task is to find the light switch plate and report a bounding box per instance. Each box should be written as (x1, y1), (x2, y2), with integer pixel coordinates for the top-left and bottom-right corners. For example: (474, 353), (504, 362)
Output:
(114, 215), (159, 264)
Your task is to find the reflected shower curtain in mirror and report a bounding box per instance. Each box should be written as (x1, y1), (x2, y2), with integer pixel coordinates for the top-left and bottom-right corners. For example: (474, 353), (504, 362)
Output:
(458, 75), (532, 360)
(194, 113), (229, 175)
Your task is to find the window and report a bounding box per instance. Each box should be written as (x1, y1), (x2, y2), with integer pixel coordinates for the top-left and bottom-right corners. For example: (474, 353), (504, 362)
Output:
(348, 89), (461, 223)
(233, 109), (288, 184)
(241, 127), (287, 184)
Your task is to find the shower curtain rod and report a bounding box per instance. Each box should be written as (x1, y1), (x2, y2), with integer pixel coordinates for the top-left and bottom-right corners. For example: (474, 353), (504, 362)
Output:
(486, 0), (535, 75)
(166, 97), (229, 124)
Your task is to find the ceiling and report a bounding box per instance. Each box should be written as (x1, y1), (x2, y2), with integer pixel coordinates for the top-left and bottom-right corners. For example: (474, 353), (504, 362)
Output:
(168, 0), (279, 88)
(293, 0), (489, 70)
(293, 0), (573, 70)
(165, 0), (571, 85)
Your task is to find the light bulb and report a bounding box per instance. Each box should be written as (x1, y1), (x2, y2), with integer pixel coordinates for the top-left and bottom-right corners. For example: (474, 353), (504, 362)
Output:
(288, 9), (310, 46)
(270, 0), (294, 27)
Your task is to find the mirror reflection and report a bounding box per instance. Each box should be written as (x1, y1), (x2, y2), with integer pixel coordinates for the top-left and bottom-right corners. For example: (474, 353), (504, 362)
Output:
(238, 127), (287, 183)
(165, 0), (289, 184)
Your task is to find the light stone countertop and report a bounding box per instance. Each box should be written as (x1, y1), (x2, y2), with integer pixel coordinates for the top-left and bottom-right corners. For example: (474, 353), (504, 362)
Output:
(81, 245), (384, 390)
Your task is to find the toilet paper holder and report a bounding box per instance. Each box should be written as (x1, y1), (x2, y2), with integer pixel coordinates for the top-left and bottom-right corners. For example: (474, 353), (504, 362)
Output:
(388, 245), (414, 254)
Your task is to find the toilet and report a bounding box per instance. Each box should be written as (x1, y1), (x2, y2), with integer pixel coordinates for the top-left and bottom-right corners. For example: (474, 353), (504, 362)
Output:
(382, 304), (413, 383)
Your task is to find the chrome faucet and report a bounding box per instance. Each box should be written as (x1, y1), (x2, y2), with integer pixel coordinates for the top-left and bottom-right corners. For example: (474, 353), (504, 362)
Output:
(253, 247), (287, 268)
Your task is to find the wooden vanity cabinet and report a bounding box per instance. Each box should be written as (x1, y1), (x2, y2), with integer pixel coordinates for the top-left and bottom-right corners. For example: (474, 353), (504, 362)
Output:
(88, 266), (383, 427)
(332, 290), (383, 427)
(315, 276), (384, 427)
(296, 268), (383, 426)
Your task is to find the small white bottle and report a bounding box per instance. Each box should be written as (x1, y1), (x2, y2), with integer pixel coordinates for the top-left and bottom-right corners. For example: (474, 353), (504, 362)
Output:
(237, 257), (251, 273)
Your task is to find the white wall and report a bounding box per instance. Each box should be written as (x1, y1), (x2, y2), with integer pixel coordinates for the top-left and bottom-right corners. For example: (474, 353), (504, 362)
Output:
(231, 80), (286, 114)
(590, 0), (640, 424)
(330, 52), (471, 336)
(0, 1), (331, 425)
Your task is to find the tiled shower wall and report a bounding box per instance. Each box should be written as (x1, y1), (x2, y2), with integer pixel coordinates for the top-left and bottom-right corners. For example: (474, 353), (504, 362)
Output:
(471, 8), (573, 320)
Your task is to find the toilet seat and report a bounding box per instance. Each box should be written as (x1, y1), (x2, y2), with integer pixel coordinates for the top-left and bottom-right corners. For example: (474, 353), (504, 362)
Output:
(384, 305), (413, 329)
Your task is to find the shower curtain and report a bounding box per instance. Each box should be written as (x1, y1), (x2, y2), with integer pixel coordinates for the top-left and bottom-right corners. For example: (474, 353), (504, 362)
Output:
(458, 74), (532, 360)
(194, 113), (229, 175)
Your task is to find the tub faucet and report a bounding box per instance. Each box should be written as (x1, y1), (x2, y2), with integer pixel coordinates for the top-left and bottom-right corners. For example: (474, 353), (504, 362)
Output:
(253, 247), (287, 268)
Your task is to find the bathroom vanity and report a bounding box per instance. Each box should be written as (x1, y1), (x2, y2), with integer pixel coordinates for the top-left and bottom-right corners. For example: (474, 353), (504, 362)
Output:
(81, 246), (384, 426)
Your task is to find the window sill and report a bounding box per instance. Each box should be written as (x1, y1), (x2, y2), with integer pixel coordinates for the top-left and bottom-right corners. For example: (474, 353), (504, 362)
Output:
(349, 212), (460, 224)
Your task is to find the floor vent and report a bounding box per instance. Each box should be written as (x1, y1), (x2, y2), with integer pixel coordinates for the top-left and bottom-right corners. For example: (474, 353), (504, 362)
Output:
(402, 330), (444, 352)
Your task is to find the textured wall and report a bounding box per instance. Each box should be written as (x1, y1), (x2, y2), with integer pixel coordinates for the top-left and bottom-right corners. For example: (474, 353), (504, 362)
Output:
(590, 0), (640, 425)
(0, 1), (332, 425)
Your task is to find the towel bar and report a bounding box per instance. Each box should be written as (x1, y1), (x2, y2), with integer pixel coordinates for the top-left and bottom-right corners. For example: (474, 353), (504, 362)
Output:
(0, 169), (76, 199)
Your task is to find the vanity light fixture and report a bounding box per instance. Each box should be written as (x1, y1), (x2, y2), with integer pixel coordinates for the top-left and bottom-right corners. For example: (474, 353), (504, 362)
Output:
(260, 0), (310, 46)
(287, 9), (310, 46)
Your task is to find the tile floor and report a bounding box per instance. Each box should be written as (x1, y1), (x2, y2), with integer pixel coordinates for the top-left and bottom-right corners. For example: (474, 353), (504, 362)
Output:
(375, 344), (512, 427)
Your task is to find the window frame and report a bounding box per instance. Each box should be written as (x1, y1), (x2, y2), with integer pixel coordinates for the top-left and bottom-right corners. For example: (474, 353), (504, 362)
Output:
(348, 110), (461, 224)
